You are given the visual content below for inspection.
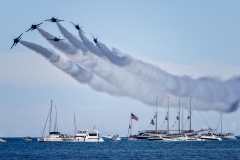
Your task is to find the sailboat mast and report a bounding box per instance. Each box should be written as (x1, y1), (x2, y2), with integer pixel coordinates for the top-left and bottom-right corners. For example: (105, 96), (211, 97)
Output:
(178, 97), (180, 134)
(156, 97), (158, 133)
(49, 100), (52, 136)
(167, 97), (169, 135)
(182, 106), (183, 131)
(190, 98), (192, 131)
(221, 113), (222, 134)
(74, 113), (77, 135)
(54, 106), (57, 132)
(130, 114), (132, 135)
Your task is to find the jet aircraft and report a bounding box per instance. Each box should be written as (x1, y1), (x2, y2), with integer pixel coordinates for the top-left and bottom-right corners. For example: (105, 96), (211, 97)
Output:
(47, 37), (65, 42)
(45, 17), (64, 22)
(70, 21), (85, 33)
(91, 33), (98, 44)
(26, 22), (43, 32)
(11, 33), (23, 49)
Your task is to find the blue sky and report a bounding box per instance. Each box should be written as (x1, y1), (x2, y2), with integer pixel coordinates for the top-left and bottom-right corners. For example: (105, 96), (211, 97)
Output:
(1, 0), (240, 137)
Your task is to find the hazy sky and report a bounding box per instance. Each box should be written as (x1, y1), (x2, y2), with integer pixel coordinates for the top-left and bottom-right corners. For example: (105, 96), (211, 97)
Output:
(1, 0), (240, 137)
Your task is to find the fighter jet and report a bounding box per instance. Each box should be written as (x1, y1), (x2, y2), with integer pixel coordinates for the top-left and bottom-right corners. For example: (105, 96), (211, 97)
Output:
(91, 33), (98, 44)
(47, 37), (65, 42)
(26, 22), (43, 32)
(45, 17), (64, 22)
(11, 33), (23, 49)
(70, 21), (85, 33)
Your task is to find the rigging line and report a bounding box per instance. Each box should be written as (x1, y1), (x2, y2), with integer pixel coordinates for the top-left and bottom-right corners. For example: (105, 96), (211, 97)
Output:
(193, 116), (203, 129)
(192, 101), (210, 127)
(182, 119), (189, 129)
(191, 112), (207, 127)
(216, 114), (221, 132)
(159, 103), (168, 112)
(170, 101), (178, 111)
(42, 107), (51, 137)
(160, 120), (166, 127)
(180, 99), (190, 110)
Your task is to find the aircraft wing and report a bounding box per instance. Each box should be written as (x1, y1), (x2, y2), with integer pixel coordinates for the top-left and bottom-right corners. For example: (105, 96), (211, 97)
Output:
(70, 21), (76, 25)
(10, 43), (15, 49)
(37, 22), (43, 26)
(47, 38), (54, 40)
(80, 28), (85, 34)
(44, 19), (51, 21)
(56, 20), (64, 22)
(18, 33), (23, 39)
(26, 28), (32, 32)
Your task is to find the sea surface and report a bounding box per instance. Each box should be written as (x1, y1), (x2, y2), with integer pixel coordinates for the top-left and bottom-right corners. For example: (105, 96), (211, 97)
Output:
(1, 138), (240, 160)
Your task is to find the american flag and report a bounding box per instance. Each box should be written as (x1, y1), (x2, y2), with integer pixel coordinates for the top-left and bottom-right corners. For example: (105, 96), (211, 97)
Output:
(131, 113), (138, 121)
(150, 119), (155, 125)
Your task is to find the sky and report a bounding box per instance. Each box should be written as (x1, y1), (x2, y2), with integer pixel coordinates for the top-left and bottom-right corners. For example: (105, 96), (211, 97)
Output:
(1, 0), (240, 137)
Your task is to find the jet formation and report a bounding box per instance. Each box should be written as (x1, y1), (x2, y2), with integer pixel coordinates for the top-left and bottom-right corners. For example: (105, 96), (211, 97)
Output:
(26, 22), (43, 32)
(11, 33), (23, 49)
(11, 17), (99, 48)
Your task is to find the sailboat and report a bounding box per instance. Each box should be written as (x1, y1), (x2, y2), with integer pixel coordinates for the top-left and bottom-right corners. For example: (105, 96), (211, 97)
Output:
(216, 113), (236, 140)
(38, 100), (63, 142)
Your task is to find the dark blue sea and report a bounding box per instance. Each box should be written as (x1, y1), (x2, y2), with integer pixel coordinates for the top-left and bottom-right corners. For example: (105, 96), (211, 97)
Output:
(1, 138), (240, 160)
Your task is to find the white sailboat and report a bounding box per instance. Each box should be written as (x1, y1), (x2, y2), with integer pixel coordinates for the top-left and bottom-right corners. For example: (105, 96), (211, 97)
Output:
(216, 113), (236, 140)
(38, 100), (63, 142)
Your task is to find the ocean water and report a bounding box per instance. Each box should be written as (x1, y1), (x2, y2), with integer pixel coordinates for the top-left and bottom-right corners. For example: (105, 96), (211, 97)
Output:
(1, 138), (240, 160)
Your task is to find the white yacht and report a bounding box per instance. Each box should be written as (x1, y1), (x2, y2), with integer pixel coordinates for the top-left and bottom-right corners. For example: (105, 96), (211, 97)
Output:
(104, 135), (112, 139)
(198, 133), (222, 141)
(75, 129), (104, 142)
(74, 130), (88, 142)
(0, 138), (7, 142)
(22, 136), (32, 141)
(63, 129), (104, 142)
(176, 134), (205, 141)
(112, 134), (121, 141)
(148, 134), (164, 141)
(38, 132), (63, 142)
(162, 137), (179, 142)
(222, 133), (237, 140)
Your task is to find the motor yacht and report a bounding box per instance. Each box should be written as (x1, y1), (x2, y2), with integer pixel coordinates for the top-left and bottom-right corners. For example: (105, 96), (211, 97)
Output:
(22, 136), (32, 141)
(104, 135), (112, 139)
(222, 133), (237, 140)
(198, 133), (222, 141)
(148, 134), (164, 141)
(0, 138), (7, 142)
(112, 134), (121, 141)
(136, 132), (151, 139)
(65, 129), (104, 142)
(176, 134), (204, 141)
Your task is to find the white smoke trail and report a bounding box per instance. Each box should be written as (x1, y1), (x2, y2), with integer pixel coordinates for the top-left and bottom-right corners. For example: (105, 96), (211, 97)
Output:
(38, 27), (240, 112)
(19, 40), (124, 96)
(37, 28), (78, 55)
(78, 29), (104, 57)
(37, 28), (164, 105)
(97, 42), (132, 66)
(56, 23), (89, 54)
(81, 32), (240, 113)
